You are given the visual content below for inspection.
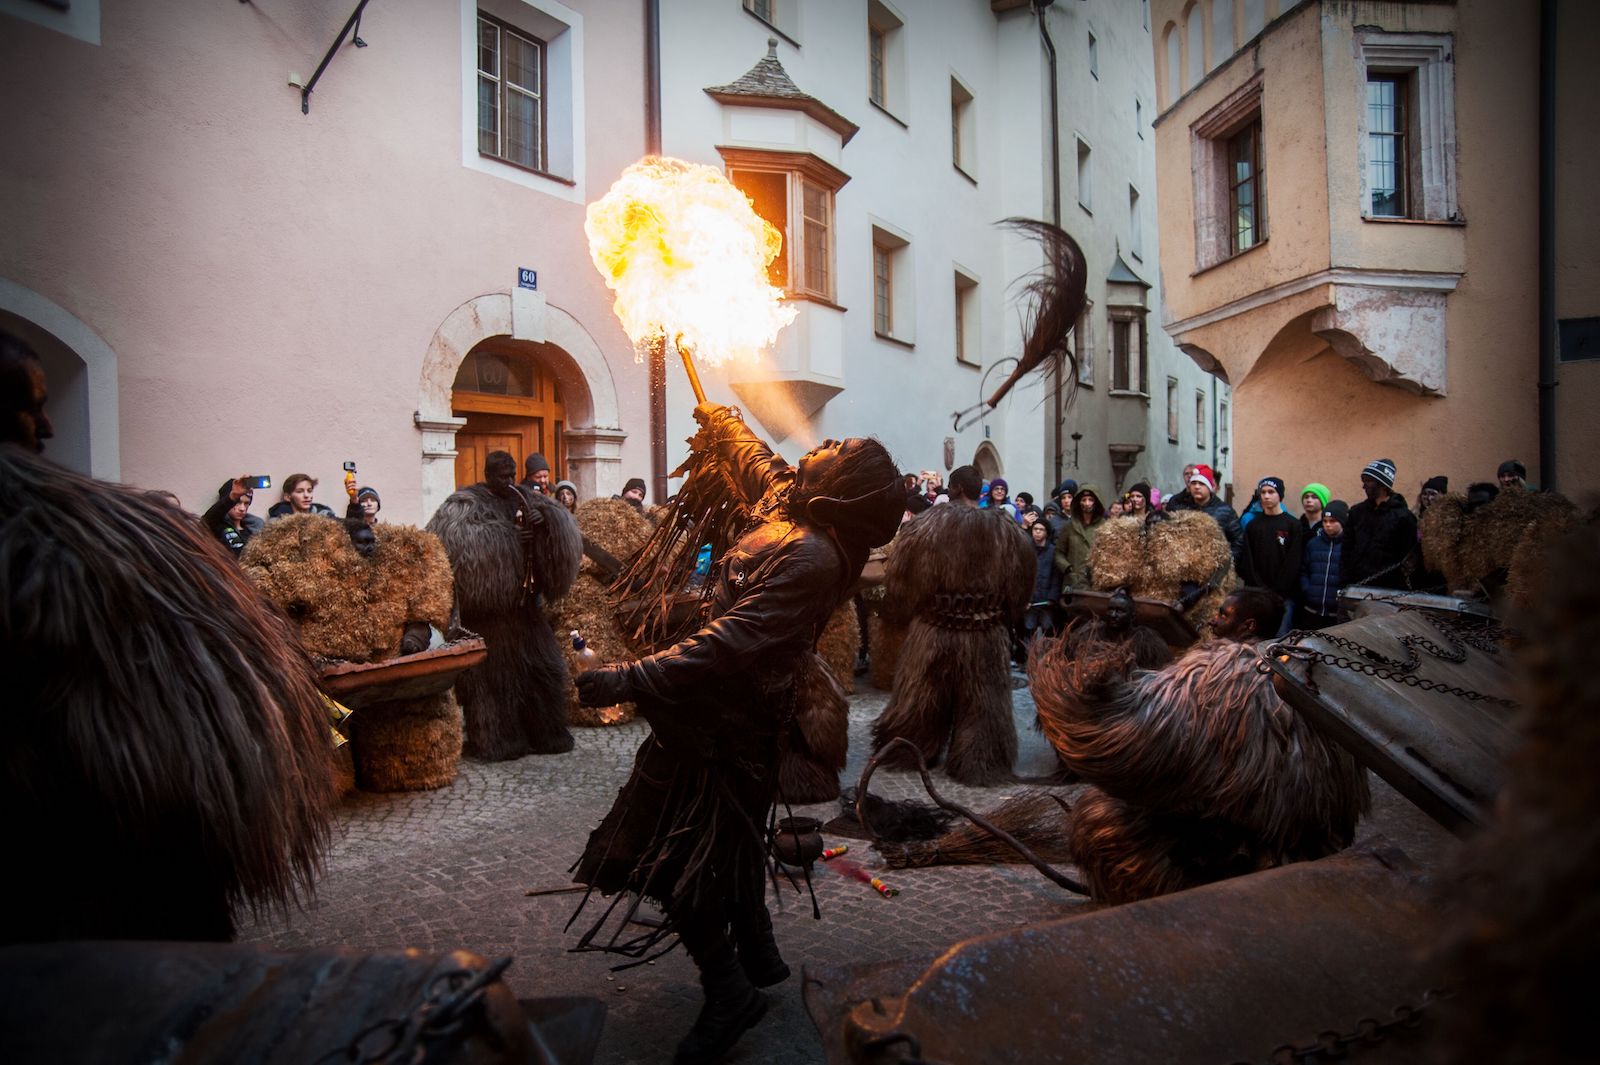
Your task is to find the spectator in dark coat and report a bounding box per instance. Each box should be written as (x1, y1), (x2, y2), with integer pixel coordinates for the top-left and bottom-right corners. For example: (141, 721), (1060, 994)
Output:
(1297, 500), (1348, 629)
(1023, 519), (1063, 647)
(1240, 476), (1304, 632)
(1341, 458), (1417, 590)
(1164, 464), (1201, 513)
(202, 477), (265, 558)
(1045, 479), (1077, 538)
(1183, 464), (1244, 563)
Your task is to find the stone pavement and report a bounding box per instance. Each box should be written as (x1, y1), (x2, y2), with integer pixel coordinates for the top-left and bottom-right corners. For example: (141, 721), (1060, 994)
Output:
(242, 671), (1458, 1065)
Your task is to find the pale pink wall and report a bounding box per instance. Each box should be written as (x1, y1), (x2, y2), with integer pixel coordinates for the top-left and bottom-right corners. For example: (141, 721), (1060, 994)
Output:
(0, 0), (649, 521)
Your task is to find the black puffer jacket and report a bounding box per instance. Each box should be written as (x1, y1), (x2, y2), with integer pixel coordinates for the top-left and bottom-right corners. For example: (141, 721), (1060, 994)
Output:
(1197, 493), (1244, 563)
(1341, 492), (1417, 589)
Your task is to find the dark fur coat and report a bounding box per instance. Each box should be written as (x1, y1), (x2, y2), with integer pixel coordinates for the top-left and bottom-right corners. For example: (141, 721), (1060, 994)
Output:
(427, 483), (582, 759)
(0, 448), (335, 943)
(1031, 638), (1369, 903)
(870, 504), (1035, 785)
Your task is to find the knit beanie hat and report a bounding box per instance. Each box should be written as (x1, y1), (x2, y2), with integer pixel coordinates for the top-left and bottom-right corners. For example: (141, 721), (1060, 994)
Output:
(1128, 481), (1152, 501)
(1496, 459), (1525, 480)
(1258, 476), (1286, 498)
(1055, 479), (1078, 499)
(524, 452), (550, 476)
(622, 476), (646, 495)
(1324, 499), (1351, 525)
(1361, 458), (1397, 489)
(554, 480), (577, 496)
(1300, 483), (1330, 508)
(356, 486), (380, 505)
(1422, 475), (1449, 494)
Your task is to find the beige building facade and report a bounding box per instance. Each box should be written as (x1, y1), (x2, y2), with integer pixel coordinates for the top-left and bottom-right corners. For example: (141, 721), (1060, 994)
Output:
(1148, 0), (1599, 502)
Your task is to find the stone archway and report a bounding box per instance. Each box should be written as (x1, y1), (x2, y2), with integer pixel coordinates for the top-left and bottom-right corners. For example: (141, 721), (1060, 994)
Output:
(417, 292), (625, 519)
(0, 278), (120, 479)
(972, 441), (1003, 481)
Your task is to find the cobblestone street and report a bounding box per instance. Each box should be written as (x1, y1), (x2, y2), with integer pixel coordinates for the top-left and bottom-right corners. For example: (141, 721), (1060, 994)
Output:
(243, 673), (1458, 1065)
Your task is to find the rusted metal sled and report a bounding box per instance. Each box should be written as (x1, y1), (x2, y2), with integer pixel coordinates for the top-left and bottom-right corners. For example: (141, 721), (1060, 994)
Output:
(805, 842), (1439, 1064)
(0, 941), (605, 1065)
(1264, 605), (1518, 834)
(808, 604), (1519, 1062)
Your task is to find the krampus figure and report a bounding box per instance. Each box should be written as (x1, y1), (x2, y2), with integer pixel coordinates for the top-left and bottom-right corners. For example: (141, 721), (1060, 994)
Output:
(0, 447), (334, 943)
(551, 495), (656, 727)
(428, 450), (582, 759)
(571, 404), (902, 1064)
(868, 464), (1035, 786)
(1419, 486), (1579, 606)
(1089, 509), (1238, 638)
(1030, 630), (1369, 904)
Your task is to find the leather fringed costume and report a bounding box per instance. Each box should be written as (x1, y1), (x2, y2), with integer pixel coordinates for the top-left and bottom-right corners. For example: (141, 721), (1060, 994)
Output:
(571, 405), (900, 1065)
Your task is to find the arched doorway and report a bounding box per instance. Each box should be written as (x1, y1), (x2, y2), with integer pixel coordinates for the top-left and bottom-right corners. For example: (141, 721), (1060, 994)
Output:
(0, 279), (120, 479)
(450, 339), (568, 488)
(972, 441), (1002, 481)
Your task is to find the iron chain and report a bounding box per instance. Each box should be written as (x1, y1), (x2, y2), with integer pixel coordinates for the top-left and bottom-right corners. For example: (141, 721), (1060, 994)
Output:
(315, 956), (514, 1065)
(1261, 609), (1518, 709)
(1229, 987), (1451, 1064)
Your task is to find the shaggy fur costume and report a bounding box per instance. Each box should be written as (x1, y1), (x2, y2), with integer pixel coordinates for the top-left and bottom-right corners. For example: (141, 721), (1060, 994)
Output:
(0, 448), (334, 943)
(1029, 638), (1369, 904)
(1420, 488), (1578, 602)
(1087, 510), (1237, 638)
(242, 517), (453, 663)
(816, 601), (861, 696)
(552, 496), (655, 726)
(870, 506), (1035, 785)
(1434, 522), (1600, 1064)
(428, 484), (582, 760)
(877, 790), (1074, 869)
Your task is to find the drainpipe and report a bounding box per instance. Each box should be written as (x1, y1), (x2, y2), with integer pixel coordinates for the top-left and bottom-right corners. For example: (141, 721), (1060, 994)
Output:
(1036, 0), (1063, 488)
(1537, 0), (1557, 490)
(646, 0), (668, 503)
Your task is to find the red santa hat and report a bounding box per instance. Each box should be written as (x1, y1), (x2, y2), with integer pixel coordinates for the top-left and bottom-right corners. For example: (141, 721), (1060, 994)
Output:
(1187, 464), (1217, 491)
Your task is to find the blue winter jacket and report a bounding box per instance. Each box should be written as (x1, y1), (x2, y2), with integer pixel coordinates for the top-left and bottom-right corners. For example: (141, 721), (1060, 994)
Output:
(1299, 528), (1343, 618)
(1031, 540), (1063, 605)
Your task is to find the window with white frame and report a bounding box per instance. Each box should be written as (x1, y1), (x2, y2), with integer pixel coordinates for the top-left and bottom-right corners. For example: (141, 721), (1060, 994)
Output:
(867, 1), (906, 121)
(951, 76), (976, 179)
(1074, 300), (1095, 387)
(477, 13), (545, 173)
(1190, 76), (1267, 269)
(869, 222), (914, 344)
(954, 269), (979, 366)
(1076, 137), (1093, 213)
(1110, 308), (1147, 394)
(1167, 378), (1180, 442)
(1195, 389), (1206, 448)
(1357, 32), (1458, 222)
(465, 0), (580, 195)
(1129, 185), (1143, 260)
(724, 149), (846, 303)
(744, 0), (798, 43)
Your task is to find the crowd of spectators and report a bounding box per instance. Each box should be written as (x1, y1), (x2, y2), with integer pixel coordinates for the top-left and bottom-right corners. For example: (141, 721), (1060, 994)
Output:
(896, 453), (1536, 646)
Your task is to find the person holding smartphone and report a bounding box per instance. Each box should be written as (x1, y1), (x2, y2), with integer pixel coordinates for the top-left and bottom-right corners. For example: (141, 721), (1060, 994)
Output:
(202, 475), (268, 557)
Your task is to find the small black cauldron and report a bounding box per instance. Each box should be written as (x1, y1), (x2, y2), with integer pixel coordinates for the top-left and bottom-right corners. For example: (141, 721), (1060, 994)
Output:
(771, 816), (824, 867)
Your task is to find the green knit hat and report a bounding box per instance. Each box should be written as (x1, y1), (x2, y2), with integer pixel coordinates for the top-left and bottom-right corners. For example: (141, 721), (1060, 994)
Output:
(1300, 482), (1331, 508)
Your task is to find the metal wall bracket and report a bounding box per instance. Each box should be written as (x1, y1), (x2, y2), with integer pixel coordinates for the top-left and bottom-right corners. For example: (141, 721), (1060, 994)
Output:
(299, 0), (373, 115)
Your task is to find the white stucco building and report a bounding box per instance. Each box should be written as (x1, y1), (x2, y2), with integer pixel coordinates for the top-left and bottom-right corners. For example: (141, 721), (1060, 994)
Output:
(1, 0), (651, 521)
(656, 0), (1229, 503)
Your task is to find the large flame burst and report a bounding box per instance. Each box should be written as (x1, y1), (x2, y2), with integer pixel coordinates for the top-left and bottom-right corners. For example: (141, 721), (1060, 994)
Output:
(585, 157), (796, 367)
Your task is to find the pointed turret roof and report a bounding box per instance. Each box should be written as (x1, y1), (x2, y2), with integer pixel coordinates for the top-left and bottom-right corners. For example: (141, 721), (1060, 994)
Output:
(704, 38), (859, 145)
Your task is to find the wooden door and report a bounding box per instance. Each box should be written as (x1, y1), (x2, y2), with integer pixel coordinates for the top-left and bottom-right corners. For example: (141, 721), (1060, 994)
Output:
(450, 342), (567, 490)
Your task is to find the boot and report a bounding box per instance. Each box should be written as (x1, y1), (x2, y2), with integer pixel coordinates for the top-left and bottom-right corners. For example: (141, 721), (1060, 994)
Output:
(674, 912), (767, 1064)
(731, 897), (790, 988)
